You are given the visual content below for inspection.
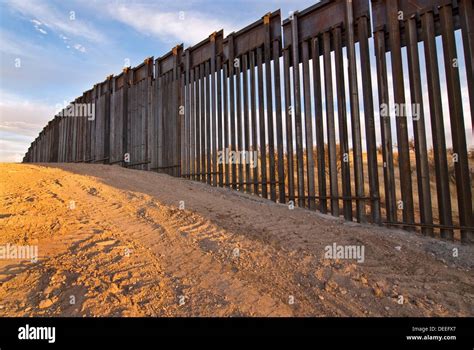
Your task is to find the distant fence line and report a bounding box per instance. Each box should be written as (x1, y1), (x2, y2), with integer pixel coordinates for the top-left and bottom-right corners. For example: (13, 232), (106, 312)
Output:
(23, 0), (474, 243)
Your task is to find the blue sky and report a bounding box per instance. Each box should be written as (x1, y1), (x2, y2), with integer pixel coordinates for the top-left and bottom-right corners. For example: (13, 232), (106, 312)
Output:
(0, 0), (316, 162)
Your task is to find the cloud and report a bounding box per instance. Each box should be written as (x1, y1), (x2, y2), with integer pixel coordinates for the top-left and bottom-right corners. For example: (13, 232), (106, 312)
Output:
(0, 91), (57, 162)
(6, 0), (105, 43)
(73, 43), (86, 53)
(0, 139), (28, 163)
(30, 19), (48, 35)
(0, 91), (55, 135)
(30, 19), (42, 26)
(106, 4), (240, 46)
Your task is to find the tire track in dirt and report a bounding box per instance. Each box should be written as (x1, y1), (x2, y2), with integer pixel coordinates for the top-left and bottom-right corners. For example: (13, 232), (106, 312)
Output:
(99, 194), (295, 316)
(1, 163), (473, 316)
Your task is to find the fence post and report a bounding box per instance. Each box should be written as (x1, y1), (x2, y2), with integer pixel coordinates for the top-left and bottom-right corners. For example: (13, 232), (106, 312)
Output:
(439, 4), (473, 242)
(386, 1), (415, 228)
(345, 0), (366, 222)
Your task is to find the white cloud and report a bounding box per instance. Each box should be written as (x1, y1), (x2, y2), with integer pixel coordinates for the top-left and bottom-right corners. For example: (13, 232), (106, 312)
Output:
(73, 43), (86, 53)
(0, 141), (27, 163)
(106, 4), (240, 46)
(0, 91), (57, 162)
(6, 0), (105, 43)
(0, 28), (55, 58)
(30, 19), (48, 35)
(0, 90), (55, 136)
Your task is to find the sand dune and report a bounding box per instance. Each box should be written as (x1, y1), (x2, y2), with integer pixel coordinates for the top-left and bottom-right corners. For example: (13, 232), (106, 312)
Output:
(0, 163), (472, 316)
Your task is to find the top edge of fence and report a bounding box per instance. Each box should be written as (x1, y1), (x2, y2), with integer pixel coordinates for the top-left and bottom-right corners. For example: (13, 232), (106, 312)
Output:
(186, 29), (224, 53)
(185, 30), (224, 68)
(282, 0), (370, 49)
(155, 45), (183, 76)
(95, 77), (113, 95)
(129, 56), (154, 84)
(372, 0), (458, 32)
(225, 9), (281, 40)
(282, 0), (334, 26)
(156, 44), (184, 62)
(129, 56), (154, 73)
(371, 0), (461, 50)
(221, 9), (281, 61)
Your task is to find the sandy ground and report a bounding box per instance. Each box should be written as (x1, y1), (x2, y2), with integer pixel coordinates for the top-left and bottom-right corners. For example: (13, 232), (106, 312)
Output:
(0, 163), (472, 317)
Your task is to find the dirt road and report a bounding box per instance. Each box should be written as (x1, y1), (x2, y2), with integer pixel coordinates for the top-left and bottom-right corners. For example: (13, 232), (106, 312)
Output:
(0, 163), (472, 316)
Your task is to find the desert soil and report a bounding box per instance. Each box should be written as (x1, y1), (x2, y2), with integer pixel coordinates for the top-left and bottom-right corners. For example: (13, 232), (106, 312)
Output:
(0, 163), (472, 316)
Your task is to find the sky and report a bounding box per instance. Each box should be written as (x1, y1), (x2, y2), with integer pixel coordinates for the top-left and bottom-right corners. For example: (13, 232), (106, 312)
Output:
(0, 0), (472, 163)
(0, 0), (317, 162)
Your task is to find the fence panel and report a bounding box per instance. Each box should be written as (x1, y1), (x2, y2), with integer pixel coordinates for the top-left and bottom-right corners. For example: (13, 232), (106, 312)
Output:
(282, 0), (371, 220)
(109, 70), (128, 165)
(93, 77), (112, 164)
(182, 32), (224, 184)
(153, 46), (183, 176)
(23, 0), (473, 243)
(372, 0), (473, 242)
(125, 58), (153, 170)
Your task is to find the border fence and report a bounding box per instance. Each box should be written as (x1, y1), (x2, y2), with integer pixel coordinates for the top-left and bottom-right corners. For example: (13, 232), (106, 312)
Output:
(23, 0), (474, 243)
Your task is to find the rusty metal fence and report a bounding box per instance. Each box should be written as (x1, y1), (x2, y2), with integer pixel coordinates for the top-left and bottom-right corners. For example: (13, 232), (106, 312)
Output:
(23, 0), (473, 243)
